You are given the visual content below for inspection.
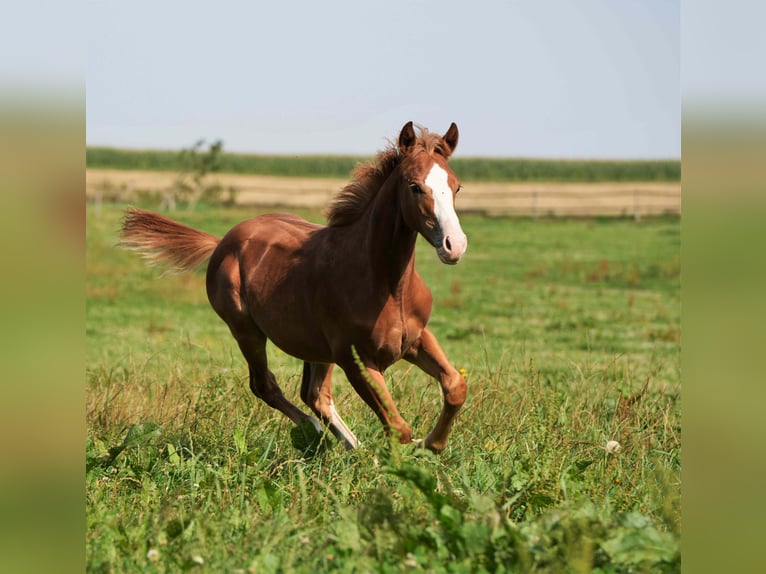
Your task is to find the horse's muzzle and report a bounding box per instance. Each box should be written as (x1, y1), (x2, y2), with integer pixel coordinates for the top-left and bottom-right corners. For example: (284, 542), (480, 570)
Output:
(436, 231), (467, 265)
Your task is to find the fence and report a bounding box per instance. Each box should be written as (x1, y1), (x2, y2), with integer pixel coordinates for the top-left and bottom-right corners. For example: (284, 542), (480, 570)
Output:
(451, 184), (680, 219)
(86, 169), (680, 219)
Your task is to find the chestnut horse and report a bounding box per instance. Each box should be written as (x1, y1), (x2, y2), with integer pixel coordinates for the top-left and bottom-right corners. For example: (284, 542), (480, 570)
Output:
(120, 121), (468, 452)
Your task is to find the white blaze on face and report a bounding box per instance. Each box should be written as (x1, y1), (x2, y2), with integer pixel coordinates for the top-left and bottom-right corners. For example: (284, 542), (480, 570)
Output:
(424, 163), (467, 259)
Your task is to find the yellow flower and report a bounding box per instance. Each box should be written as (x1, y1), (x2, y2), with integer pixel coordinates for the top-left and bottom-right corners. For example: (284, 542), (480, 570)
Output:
(459, 368), (469, 379)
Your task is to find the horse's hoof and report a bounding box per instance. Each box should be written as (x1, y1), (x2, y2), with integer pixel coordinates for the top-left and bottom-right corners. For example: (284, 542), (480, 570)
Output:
(411, 438), (426, 449)
(422, 437), (446, 454)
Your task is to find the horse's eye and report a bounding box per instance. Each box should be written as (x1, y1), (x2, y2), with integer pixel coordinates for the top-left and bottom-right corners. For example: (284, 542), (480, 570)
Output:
(410, 183), (424, 194)
(456, 185), (462, 194)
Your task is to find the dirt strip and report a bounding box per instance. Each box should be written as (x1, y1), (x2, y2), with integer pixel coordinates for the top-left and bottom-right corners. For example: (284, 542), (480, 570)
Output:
(87, 169), (680, 217)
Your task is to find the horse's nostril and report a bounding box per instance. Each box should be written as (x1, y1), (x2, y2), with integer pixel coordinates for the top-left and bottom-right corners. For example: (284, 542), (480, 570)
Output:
(445, 236), (452, 252)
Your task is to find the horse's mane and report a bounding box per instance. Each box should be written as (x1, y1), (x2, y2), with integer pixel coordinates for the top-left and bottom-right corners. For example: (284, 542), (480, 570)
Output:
(325, 128), (448, 227)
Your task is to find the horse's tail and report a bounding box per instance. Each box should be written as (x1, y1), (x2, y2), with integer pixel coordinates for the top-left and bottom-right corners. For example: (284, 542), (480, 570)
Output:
(119, 208), (221, 272)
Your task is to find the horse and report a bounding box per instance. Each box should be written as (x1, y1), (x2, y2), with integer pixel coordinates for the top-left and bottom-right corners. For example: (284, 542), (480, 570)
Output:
(119, 121), (468, 453)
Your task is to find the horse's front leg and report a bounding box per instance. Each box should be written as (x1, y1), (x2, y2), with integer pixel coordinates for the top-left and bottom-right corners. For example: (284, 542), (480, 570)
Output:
(404, 328), (467, 453)
(338, 355), (412, 444)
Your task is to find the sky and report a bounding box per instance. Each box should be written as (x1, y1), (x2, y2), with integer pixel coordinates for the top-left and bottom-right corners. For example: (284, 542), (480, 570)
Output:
(86, 1), (680, 159)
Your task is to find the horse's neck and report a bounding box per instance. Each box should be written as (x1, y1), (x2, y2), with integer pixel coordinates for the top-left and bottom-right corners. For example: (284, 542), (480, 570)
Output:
(359, 177), (417, 294)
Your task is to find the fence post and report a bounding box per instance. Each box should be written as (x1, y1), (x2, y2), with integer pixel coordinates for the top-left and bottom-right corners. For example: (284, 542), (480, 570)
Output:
(633, 189), (640, 222)
(95, 189), (102, 219)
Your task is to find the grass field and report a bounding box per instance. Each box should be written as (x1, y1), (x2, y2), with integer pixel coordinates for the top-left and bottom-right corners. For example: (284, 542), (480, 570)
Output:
(86, 203), (680, 572)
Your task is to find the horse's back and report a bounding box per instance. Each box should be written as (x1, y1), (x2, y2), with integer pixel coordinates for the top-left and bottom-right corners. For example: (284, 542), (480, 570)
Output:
(208, 211), (323, 296)
(224, 212), (321, 244)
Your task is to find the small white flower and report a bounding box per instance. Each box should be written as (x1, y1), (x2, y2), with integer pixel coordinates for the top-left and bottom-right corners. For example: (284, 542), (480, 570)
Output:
(192, 555), (204, 565)
(147, 548), (160, 562)
(606, 440), (621, 454)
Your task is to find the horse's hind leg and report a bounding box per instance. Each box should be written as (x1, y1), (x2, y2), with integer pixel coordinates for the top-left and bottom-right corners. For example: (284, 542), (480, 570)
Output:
(232, 325), (321, 432)
(207, 252), (319, 434)
(300, 362), (358, 449)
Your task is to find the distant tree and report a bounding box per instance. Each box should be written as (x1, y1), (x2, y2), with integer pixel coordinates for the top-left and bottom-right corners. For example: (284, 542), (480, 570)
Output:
(162, 139), (224, 210)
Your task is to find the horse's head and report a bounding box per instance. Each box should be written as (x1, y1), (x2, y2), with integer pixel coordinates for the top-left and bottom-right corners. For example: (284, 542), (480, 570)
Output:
(397, 121), (468, 265)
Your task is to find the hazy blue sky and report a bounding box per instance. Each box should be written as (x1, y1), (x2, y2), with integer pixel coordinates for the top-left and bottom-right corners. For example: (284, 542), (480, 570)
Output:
(86, 1), (679, 158)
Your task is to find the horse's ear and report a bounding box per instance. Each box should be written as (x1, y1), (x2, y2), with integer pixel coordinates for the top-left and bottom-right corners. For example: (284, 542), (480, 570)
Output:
(443, 122), (459, 157)
(399, 121), (416, 153)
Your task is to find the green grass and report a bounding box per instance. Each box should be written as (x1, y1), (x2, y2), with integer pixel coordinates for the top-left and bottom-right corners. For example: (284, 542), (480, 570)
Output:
(87, 146), (681, 182)
(86, 204), (680, 572)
